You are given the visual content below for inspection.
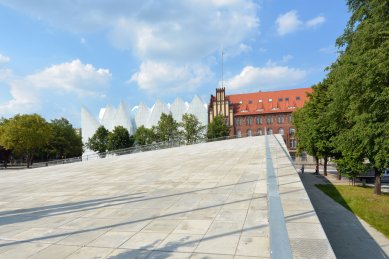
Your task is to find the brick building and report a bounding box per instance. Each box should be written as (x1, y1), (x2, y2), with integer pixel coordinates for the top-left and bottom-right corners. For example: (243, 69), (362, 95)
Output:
(208, 87), (312, 156)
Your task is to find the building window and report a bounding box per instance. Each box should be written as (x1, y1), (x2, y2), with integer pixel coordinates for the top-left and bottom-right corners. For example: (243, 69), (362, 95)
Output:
(278, 98), (283, 101)
(235, 117), (243, 126)
(255, 116), (262, 125)
(278, 128), (284, 135)
(290, 139), (297, 149)
(288, 114), (292, 123)
(247, 129), (252, 137)
(239, 100), (243, 104)
(266, 115), (273, 124)
(269, 98), (273, 102)
(248, 100), (253, 104)
(277, 114), (284, 124)
(237, 130), (242, 138)
(258, 99), (263, 103)
(285, 97), (289, 101)
(289, 128), (296, 137)
(296, 96), (301, 100)
(246, 116), (252, 126)
(267, 128), (273, 135)
(257, 128), (263, 136)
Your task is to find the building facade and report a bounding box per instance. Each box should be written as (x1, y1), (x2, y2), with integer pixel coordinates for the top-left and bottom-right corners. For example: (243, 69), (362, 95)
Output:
(208, 87), (312, 156)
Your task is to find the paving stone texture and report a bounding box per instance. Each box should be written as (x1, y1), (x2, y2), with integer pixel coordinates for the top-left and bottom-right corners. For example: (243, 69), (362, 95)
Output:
(0, 135), (333, 258)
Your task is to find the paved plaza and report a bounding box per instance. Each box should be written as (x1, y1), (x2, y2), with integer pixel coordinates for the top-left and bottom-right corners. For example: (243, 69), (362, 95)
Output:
(0, 136), (334, 258)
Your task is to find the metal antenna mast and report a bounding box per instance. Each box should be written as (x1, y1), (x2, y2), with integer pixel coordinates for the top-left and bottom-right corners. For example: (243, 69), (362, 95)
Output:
(221, 50), (224, 88)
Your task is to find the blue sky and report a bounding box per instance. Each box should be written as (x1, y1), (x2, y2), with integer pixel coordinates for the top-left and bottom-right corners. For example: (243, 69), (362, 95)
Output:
(0, 0), (349, 127)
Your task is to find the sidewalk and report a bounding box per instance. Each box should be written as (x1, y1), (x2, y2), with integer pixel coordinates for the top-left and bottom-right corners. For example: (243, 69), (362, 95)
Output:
(300, 171), (389, 259)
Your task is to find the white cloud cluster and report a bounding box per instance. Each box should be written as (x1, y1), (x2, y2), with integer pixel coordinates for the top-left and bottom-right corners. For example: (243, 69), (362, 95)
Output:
(0, 0), (259, 92)
(130, 61), (212, 93)
(276, 10), (325, 36)
(0, 53), (10, 64)
(306, 16), (326, 28)
(0, 59), (111, 117)
(226, 60), (307, 90)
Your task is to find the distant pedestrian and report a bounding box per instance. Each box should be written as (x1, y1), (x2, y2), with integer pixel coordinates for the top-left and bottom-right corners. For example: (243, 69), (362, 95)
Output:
(301, 164), (304, 174)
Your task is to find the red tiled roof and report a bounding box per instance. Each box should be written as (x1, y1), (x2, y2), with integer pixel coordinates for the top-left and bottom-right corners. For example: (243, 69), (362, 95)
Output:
(227, 88), (312, 115)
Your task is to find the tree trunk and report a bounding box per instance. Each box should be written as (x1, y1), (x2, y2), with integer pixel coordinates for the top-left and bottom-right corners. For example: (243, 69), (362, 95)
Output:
(374, 168), (381, 195)
(315, 156), (319, 175)
(323, 156), (328, 176)
(27, 155), (31, 168)
(26, 152), (33, 168)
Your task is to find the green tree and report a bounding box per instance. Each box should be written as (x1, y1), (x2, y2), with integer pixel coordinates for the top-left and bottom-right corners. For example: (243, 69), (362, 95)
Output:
(207, 115), (230, 139)
(181, 113), (205, 144)
(107, 126), (132, 151)
(86, 126), (109, 155)
(155, 113), (180, 142)
(293, 81), (339, 176)
(0, 114), (51, 168)
(327, 0), (389, 194)
(47, 118), (83, 159)
(133, 125), (156, 146)
(293, 99), (321, 174)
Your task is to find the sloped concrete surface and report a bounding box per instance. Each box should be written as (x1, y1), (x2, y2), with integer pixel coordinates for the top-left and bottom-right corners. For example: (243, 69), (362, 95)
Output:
(0, 136), (333, 258)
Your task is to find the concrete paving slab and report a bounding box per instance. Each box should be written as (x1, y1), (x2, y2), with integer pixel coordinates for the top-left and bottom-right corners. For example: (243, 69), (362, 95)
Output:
(0, 136), (334, 258)
(29, 244), (80, 259)
(66, 246), (114, 259)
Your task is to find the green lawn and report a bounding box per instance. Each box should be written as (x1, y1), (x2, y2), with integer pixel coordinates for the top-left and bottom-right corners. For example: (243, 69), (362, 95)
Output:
(316, 184), (389, 239)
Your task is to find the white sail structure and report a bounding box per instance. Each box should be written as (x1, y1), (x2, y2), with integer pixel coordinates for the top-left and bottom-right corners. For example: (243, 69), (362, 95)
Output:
(188, 95), (208, 126)
(135, 102), (150, 128)
(170, 97), (188, 123)
(81, 96), (208, 155)
(81, 106), (100, 156)
(114, 102), (134, 134)
(100, 104), (116, 131)
(147, 99), (170, 128)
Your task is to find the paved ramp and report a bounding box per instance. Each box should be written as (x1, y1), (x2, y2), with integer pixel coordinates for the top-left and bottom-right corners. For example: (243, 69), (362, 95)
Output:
(0, 135), (334, 258)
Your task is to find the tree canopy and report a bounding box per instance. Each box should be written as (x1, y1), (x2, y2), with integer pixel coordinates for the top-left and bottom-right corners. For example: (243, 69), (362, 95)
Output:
(327, 0), (389, 194)
(181, 113), (205, 144)
(155, 113), (180, 142)
(86, 126), (109, 155)
(0, 114), (51, 167)
(207, 115), (230, 139)
(107, 126), (133, 151)
(133, 125), (156, 146)
(295, 0), (388, 194)
(46, 118), (83, 159)
(293, 80), (338, 175)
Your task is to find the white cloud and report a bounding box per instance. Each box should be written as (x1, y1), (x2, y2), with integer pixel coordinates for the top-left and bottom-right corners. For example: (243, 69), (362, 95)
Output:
(0, 68), (12, 81)
(0, 59), (111, 116)
(0, 54), (10, 64)
(1, 1), (259, 63)
(306, 16), (326, 28)
(130, 61), (212, 93)
(26, 59), (111, 96)
(226, 64), (307, 90)
(276, 10), (302, 36)
(276, 11), (326, 36)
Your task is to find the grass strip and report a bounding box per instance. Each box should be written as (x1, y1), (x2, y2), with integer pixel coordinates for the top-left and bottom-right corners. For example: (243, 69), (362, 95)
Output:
(316, 184), (389, 239)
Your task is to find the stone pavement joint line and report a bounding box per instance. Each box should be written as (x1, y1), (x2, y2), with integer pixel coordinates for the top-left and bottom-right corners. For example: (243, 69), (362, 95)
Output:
(266, 135), (293, 259)
(0, 135), (334, 258)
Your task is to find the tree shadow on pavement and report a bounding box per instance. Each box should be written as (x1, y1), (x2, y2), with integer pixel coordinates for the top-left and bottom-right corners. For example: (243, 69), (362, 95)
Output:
(300, 172), (389, 259)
